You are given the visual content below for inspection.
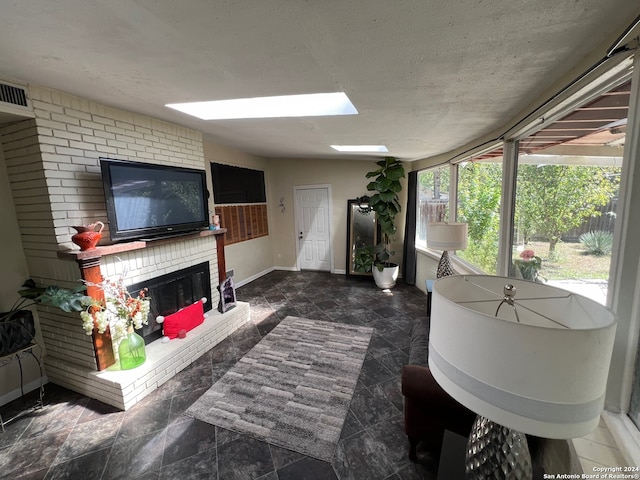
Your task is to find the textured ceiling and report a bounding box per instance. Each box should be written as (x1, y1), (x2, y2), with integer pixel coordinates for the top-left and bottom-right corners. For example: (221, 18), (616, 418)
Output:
(0, 1), (638, 161)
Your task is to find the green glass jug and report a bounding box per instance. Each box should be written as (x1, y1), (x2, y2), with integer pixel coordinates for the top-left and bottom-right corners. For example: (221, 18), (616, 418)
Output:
(119, 326), (146, 370)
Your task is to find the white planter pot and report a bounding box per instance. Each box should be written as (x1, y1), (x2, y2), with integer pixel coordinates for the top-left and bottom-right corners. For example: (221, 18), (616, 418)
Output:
(372, 264), (399, 289)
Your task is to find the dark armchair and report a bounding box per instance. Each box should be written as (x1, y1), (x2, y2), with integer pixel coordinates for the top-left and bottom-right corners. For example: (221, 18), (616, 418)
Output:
(401, 318), (476, 460)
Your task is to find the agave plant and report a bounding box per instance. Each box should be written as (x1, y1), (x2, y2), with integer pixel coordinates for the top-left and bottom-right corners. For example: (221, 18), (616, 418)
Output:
(579, 230), (613, 256)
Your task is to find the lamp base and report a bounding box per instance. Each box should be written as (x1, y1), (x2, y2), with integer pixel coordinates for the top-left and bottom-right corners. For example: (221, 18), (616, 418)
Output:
(436, 250), (456, 278)
(465, 415), (532, 480)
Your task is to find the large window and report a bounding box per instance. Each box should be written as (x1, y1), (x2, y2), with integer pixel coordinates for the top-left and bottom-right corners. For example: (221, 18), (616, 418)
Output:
(456, 150), (503, 274)
(511, 79), (639, 433)
(416, 151), (503, 274)
(416, 81), (628, 290)
(413, 55), (640, 457)
(416, 165), (450, 249)
(512, 81), (627, 302)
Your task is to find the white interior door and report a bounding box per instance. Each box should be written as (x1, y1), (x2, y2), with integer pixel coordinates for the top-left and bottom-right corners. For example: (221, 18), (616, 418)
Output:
(295, 186), (332, 271)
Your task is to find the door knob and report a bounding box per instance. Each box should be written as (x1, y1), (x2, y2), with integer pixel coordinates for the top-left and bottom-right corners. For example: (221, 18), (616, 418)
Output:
(299, 232), (303, 239)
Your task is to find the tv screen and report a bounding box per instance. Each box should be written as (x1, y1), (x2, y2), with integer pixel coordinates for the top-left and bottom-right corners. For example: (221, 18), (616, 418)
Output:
(100, 158), (209, 242)
(211, 163), (266, 204)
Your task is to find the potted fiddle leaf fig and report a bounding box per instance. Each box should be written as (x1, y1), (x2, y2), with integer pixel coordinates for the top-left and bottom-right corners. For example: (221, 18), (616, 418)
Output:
(365, 156), (405, 288)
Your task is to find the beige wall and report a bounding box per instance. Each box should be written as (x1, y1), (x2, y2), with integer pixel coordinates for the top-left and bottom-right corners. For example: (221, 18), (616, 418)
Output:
(203, 140), (275, 284)
(266, 158), (408, 274)
(204, 140), (270, 172)
(203, 141), (410, 280)
(0, 147), (29, 310)
(0, 138), (45, 403)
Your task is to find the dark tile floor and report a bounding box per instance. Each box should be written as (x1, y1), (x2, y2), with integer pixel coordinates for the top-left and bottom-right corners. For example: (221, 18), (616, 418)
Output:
(0, 271), (438, 480)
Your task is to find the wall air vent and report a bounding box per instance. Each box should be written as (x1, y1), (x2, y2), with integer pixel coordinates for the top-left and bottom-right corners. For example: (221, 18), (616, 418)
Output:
(0, 82), (28, 107)
(0, 80), (34, 122)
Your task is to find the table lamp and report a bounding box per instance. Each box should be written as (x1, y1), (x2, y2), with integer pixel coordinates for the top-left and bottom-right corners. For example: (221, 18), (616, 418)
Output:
(429, 275), (617, 480)
(427, 222), (468, 278)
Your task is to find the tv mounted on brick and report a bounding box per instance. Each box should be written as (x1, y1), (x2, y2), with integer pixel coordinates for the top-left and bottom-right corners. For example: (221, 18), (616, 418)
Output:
(100, 157), (210, 242)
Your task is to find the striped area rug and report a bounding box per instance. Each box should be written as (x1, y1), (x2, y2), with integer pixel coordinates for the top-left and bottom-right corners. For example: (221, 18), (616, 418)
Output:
(186, 316), (374, 461)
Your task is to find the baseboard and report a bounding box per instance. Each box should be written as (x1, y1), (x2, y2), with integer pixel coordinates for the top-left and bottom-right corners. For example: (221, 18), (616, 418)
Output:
(0, 375), (48, 407)
(233, 267), (276, 288)
(233, 267), (350, 288)
(273, 266), (299, 272)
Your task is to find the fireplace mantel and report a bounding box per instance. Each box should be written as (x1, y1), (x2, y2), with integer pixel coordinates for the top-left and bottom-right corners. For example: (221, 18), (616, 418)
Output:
(58, 228), (227, 262)
(57, 228), (228, 371)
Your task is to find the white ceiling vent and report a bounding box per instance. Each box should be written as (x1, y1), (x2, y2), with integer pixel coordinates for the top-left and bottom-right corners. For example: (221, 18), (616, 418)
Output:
(0, 80), (34, 122)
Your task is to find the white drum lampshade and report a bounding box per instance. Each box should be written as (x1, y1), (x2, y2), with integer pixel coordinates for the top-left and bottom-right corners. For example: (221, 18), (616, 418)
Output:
(427, 222), (468, 277)
(427, 222), (468, 251)
(429, 275), (617, 438)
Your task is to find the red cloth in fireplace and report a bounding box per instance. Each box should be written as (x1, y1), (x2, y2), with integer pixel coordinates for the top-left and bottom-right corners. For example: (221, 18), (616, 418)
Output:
(162, 300), (205, 339)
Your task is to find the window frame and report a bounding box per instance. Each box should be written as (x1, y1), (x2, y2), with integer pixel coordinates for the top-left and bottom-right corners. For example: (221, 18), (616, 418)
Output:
(501, 58), (640, 461)
(413, 50), (640, 459)
(415, 163), (454, 251)
(416, 143), (505, 274)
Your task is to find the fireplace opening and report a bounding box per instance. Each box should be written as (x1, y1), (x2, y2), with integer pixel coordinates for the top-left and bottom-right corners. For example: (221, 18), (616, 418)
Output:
(128, 262), (212, 344)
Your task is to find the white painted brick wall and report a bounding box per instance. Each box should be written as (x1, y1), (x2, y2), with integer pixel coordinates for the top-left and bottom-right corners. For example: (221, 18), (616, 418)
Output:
(98, 236), (219, 308)
(14, 86), (205, 253)
(0, 85), (226, 386)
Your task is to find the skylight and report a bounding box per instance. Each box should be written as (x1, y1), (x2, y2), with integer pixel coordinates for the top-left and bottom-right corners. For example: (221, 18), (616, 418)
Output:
(166, 92), (358, 120)
(331, 145), (389, 153)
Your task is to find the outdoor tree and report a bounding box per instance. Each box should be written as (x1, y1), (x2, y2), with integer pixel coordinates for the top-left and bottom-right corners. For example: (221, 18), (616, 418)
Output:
(419, 161), (618, 275)
(515, 164), (619, 256)
(457, 161), (502, 273)
(418, 167), (450, 202)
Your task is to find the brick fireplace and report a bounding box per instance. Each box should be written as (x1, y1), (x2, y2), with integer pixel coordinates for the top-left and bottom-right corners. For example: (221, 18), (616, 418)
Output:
(46, 231), (250, 410)
(0, 85), (251, 410)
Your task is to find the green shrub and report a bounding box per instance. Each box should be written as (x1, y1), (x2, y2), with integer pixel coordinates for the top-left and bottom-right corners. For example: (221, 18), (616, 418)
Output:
(579, 230), (613, 256)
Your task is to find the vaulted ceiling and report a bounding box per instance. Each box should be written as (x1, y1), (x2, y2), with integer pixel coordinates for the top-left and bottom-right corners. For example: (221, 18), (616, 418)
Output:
(0, 1), (638, 161)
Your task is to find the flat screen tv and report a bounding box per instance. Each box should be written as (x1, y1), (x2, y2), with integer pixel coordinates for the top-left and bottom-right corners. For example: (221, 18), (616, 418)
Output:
(100, 158), (209, 242)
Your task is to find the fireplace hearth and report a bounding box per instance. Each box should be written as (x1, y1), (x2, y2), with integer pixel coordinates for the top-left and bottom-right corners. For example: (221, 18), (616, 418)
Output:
(90, 300), (250, 409)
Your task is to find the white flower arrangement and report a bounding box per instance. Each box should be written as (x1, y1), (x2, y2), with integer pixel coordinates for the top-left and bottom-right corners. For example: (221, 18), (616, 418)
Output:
(80, 269), (150, 340)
